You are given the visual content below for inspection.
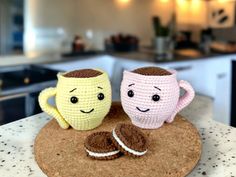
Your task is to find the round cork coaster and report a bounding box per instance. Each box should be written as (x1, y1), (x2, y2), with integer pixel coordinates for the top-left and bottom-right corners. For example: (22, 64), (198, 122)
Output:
(35, 102), (201, 177)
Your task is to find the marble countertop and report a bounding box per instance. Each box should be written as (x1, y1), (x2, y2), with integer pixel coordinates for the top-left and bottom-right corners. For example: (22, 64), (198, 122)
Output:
(111, 50), (236, 63)
(0, 54), (64, 67)
(0, 95), (235, 177)
(2, 50), (236, 68)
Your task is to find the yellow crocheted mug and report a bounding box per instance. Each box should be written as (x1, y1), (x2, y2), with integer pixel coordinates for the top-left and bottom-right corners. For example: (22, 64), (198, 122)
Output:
(38, 69), (112, 130)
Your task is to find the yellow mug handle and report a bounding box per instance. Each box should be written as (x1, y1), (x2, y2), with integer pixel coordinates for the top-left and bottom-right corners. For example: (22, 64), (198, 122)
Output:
(38, 87), (69, 129)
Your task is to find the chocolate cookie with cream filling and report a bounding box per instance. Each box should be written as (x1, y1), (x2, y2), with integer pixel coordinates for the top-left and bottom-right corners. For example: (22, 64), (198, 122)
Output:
(84, 131), (121, 160)
(111, 123), (148, 157)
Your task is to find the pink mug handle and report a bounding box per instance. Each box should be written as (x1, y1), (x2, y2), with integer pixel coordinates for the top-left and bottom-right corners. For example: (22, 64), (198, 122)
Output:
(166, 80), (195, 123)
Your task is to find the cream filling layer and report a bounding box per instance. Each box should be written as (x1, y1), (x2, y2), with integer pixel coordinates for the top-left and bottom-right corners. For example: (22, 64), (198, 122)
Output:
(112, 129), (147, 156)
(85, 149), (120, 158)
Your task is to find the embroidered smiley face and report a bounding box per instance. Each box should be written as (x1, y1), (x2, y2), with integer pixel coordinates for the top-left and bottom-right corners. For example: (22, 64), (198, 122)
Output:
(120, 67), (180, 129)
(126, 83), (161, 113)
(68, 86), (105, 114)
(56, 69), (112, 130)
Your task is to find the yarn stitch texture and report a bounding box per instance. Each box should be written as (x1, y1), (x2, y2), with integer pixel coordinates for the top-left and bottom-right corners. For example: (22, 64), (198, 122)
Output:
(120, 70), (195, 129)
(39, 69), (112, 130)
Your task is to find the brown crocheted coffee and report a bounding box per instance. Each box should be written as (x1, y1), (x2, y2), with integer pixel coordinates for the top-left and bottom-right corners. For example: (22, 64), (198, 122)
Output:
(84, 131), (121, 160)
(133, 67), (171, 76)
(111, 123), (148, 157)
(64, 69), (102, 78)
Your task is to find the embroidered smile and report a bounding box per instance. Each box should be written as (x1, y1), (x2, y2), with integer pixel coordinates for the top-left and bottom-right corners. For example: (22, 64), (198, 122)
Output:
(80, 108), (94, 114)
(136, 107), (150, 113)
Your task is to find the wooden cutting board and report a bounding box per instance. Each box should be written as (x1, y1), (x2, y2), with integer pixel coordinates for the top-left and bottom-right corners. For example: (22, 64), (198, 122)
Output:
(34, 102), (201, 177)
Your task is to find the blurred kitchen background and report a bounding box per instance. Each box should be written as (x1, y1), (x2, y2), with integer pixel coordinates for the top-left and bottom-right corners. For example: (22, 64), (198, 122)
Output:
(1, 0), (236, 127)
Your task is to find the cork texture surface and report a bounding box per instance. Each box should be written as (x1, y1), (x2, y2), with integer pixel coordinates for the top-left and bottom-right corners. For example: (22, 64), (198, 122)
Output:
(34, 102), (201, 177)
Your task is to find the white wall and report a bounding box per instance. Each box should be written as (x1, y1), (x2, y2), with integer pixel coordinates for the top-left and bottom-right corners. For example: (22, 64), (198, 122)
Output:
(24, 0), (175, 56)
(26, 0), (233, 55)
(24, 0), (78, 57)
(75, 0), (175, 48)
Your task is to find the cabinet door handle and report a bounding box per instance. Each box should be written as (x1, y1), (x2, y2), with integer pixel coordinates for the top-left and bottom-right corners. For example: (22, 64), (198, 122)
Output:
(217, 73), (226, 79)
(0, 93), (27, 101)
(170, 66), (192, 71)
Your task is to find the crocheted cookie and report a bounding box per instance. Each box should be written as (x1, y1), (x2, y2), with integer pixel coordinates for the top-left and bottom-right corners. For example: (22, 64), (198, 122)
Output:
(111, 123), (148, 157)
(84, 131), (121, 160)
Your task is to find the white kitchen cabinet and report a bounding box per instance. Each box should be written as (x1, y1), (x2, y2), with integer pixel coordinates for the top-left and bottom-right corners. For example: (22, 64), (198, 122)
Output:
(110, 57), (154, 100)
(114, 55), (234, 125)
(163, 56), (232, 125)
(114, 57), (215, 97)
(208, 58), (232, 125)
(157, 60), (213, 97)
(42, 55), (116, 78)
(42, 55), (120, 99)
(42, 54), (235, 125)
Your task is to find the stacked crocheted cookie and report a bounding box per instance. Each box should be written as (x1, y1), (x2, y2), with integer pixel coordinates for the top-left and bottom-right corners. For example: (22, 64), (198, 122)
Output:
(84, 132), (121, 160)
(111, 123), (148, 157)
(84, 123), (149, 160)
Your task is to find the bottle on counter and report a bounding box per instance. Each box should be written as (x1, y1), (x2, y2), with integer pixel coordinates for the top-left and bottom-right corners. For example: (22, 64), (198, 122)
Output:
(72, 35), (85, 53)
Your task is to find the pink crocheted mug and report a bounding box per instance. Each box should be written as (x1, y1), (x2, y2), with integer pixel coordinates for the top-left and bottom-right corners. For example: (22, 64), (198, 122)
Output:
(120, 67), (195, 129)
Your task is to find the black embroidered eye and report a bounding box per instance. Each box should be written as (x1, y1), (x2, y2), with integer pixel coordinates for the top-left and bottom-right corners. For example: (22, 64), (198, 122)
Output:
(128, 90), (134, 97)
(70, 96), (78, 104)
(152, 94), (160, 102)
(97, 93), (105, 100)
